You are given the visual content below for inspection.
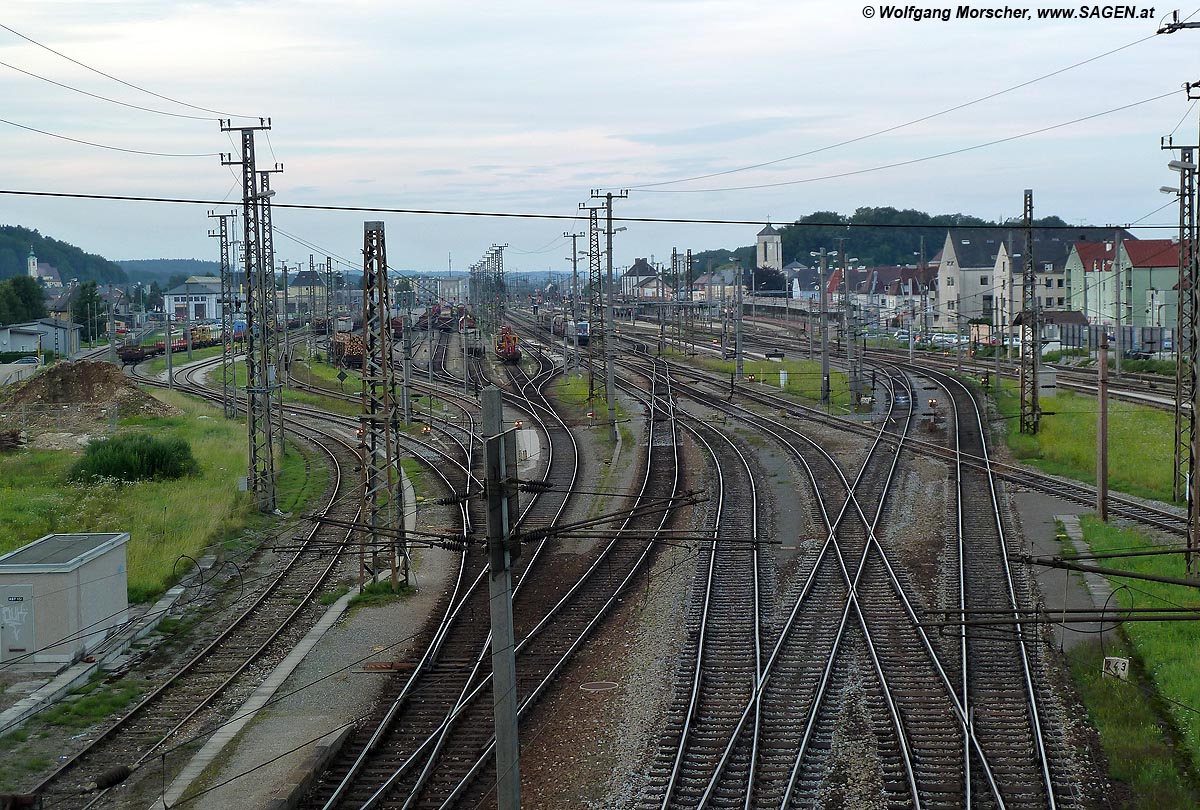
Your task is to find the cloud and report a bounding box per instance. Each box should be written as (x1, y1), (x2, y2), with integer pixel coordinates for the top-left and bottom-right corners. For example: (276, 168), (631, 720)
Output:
(620, 117), (813, 147)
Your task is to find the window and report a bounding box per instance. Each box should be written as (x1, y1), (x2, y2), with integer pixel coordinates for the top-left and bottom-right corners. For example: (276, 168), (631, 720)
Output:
(949, 300), (956, 311)
(1057, 297), (1065, 306)
(1057, 278), (1064, 288)
(980, 276), (989, 286)
(1044, 278), (1053, 288)
(946, 277), (955, 286)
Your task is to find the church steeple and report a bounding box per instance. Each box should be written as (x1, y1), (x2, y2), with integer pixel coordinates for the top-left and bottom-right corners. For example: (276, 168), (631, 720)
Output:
(27, 246), (37, 280)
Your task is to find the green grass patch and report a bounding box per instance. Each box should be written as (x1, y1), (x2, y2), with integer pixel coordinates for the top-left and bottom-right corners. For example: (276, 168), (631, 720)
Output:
(1067, 638), (1199, 808)
(349, 579), (414, 610)
(70, 433), (199, 483)
(689, 355), (853, 411)
(0, 390), (321, 603)
(994, 381), (1174, 503)
(143, 344), (225, 376)
(1076, 516), (1200, 783)
(319, 583), (350, 606)
(43, 680), (142, 728)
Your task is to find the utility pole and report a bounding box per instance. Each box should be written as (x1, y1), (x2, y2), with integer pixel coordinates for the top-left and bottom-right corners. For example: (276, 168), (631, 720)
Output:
(1097, 333), (1109, 520)
(591, 189), (628, 444)
(1019, 189), (1040, 435)
(482, 386), (522, 810)
(165, 316), (173, 390)
(839, 248), (861, 405)
(956, 292), (964, 373)
(581, 201), (605, 405)
(1114, 230), (1124, 377)
(565, 230), (584, 376)
(258, 165), (285, 457)
(107, 285), (117, 364)
(325, 257), (334, 364)
(919, 236), (930, 339)
(817, 248), (831, 406)
(359, 221), (407, 590)
(209, 209), (238, 418)
(281, 262), (290, 386)
(1163, 91), (1200, 511)
(734, 257), (744, 380)
(221, 118), (277, 512)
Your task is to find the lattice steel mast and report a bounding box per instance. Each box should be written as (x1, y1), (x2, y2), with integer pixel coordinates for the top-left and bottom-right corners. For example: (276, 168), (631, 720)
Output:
(324, 256), (334, 363)
(358, 222), (407, 589)
(1019, 189), (1040, 434)
(257, 166), (284, 454)
(581, 202), (605, 403)
(220, 119), (277, 511)
(208, 209), (238, 418)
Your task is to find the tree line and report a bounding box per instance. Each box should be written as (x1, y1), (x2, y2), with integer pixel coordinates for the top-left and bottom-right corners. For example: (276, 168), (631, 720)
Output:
(0, 225), (126, 285)
(0, 276), (47, 325)
(687, 206), (1077, 285)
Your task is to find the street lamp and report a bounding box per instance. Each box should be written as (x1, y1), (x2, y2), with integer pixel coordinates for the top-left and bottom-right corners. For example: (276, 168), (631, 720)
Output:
(810, 249), (837, 406)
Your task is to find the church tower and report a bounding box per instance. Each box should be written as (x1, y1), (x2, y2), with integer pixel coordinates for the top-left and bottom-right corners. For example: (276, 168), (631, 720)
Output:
(756, 223), (782, 271)
(27, 246), (37, 280)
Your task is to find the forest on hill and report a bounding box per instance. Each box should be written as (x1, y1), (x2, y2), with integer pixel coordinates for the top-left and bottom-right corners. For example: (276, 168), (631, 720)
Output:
(0, 225), (126, 285)
(689, 206), (1078, 275)
(117, 258), (220, 284)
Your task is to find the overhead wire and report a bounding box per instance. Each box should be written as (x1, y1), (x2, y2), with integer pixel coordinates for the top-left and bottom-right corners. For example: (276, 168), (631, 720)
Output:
(627, 11), (1197, 190)
(634, 89), (1180, 194)
(0, 21), (261, 119)
(0, 189), (1179, 231)
(0, 57), (215, 120)
(0, 116), (220, 157)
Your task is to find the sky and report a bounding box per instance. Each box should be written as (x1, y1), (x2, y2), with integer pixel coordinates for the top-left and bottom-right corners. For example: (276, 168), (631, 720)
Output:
(1, 0), (1198, 275)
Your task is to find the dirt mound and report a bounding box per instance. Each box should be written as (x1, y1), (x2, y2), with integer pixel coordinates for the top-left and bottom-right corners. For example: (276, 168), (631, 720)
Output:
(2, 360), (175, 418)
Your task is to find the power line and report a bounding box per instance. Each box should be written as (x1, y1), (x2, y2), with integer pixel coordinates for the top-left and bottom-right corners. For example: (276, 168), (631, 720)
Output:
(0, 21), (260, 119)
(627, 15), (1193, 190)
(0, 116), (220, 157)
(0, 57), (214, 120)
(634, 89), (1180, 194)
(0, 188), (1180, 230)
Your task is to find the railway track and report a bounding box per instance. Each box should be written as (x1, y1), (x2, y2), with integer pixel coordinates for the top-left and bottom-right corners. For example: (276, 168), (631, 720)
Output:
(29, 346), (481, 809)
(610, 345), (1081, 808)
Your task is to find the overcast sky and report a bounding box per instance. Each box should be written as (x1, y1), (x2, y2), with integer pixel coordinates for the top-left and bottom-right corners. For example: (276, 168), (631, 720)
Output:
(2, 1), (1197, 275)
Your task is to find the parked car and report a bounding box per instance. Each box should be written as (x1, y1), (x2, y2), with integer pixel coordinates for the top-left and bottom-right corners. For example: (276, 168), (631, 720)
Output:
(13, 356), (40, 365)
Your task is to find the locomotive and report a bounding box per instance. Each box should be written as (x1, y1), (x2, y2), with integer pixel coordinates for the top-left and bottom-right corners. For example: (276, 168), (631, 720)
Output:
(494, 325), (522, 363)
(551, 315), (590, 347)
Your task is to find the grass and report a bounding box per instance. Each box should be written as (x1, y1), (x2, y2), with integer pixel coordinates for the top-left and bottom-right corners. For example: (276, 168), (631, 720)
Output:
(143, 344), (226, 376)
(688, 354), (854, 411)
(348, 579), (414, 610)
(319, 583), (350, 606)
(42, 679), (143, 728)
(992, 380), (1174, 503)
(1065, 516), (1200, 805)
(0, 390), (319, 602)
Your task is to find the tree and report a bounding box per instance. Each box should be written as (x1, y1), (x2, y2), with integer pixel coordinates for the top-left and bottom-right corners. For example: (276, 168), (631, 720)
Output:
(71, 281), (104, 342)
(752, 266), (785, 292)
(147, 281), (164, 311)
(8, 276), (45, 321)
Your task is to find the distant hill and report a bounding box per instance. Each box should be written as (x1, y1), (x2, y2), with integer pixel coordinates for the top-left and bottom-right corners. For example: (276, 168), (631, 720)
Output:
(0, 225), (126, 285)
(118, 258), (220, 283)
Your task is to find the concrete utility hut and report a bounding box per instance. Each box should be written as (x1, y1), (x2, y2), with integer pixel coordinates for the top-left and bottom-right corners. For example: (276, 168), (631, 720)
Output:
(0, 533), (129, 668)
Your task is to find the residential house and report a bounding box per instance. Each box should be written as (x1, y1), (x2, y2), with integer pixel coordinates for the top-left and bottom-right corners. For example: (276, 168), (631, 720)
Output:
(288, 269), (327, 320)
(1065, 238), (1180, 329)
(7, 318), (81, 357)
(620, 258), (659, 297)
